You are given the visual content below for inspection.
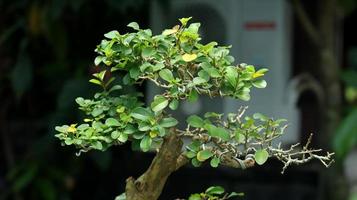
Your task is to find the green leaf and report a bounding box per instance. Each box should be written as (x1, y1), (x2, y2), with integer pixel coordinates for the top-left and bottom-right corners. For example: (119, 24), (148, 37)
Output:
(197, 150), (213, 162)
(152, 63), (165, 71)
(105, 118), (120, 127)
(131, 107), (153, 121)
(205, 186), (225, 195)
(129, 67), (140, 79)
(127, 22), (139, 30)
(124, 125), (136, 135)
(228, 192), (244, 198)
(142, 47), (155, 58)
(225, 66), (238, 87)
(91, 107), (103, 117)
(201, 62), (221, 78)
(255, 149), (269, 165)
(333, 108), (357, 159)
(89, 79), (102, 86)
(179, 17), (192, 26)
(253, 113), (268, 121)
(187, 115), (204, 128)
(236, 91), (250, 101)
(191, 158), (201, 167)
(188, 89), (198, 102)
(252, 79), (267, 88)
(140, 135), (152, 152)
(210, 156), (220, 168)
(193, 77), (207, 85)
(186, 140), (201, 152)
(198, 70), (210, 81)
(187, 23), (200, 34)
(188, 194), (201, 200)
(94, 56), (103, 66)
(234, 129), (245, 143)
(138, 122), (151, 131)
(111, 131), (120, 139)
(185, 151), (197, 159)
(169, 99), (179, 110)
(159, 69), (174, 82)
(118, 133), (128, 143)
(104, 30), (119, 39)
(159, 117), (178, 128)
(151, 95), (169, 112)
(206, 126), (230, 141)
(92, 141), (103, 150)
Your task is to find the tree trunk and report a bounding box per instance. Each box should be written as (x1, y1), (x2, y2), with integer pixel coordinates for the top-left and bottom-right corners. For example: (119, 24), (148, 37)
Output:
(125, 132), (188, 200)
(293, 0), (348, 199)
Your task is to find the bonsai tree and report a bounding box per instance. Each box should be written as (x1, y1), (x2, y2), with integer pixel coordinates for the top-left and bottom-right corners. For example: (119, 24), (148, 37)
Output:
(55, 17), (334, 200)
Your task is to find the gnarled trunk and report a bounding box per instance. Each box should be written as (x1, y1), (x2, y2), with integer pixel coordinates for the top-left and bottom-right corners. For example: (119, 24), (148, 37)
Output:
(125, 133), (188, 200)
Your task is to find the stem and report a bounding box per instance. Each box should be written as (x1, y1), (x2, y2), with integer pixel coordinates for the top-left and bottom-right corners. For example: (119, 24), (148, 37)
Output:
(125, 132), (188, 200)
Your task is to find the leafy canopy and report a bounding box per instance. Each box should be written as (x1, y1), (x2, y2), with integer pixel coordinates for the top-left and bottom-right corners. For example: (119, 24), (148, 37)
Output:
(55, 17), (333, 175)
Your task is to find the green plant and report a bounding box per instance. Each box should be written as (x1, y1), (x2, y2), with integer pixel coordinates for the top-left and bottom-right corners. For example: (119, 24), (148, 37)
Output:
(55, 17), (334, 200)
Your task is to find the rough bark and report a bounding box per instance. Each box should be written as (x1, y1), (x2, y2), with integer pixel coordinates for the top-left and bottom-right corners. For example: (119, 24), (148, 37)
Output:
(125, 132), (188, 200)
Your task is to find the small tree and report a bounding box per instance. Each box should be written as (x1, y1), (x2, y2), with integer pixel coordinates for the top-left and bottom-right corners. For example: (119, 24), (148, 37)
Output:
(55, 18), (334, 200)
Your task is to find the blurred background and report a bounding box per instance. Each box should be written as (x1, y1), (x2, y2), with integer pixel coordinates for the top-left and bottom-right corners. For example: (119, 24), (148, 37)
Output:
(1, 0), (357, 199)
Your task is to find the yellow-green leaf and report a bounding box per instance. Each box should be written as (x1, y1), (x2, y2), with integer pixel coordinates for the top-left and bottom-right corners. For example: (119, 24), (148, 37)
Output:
(182, 53), (197, 62)
(197, 150), (213, 162)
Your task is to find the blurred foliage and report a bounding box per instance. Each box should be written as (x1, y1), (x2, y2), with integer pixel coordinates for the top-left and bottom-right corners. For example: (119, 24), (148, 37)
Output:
(333, 56), (357, 161)
(0, 0), (148, 199)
